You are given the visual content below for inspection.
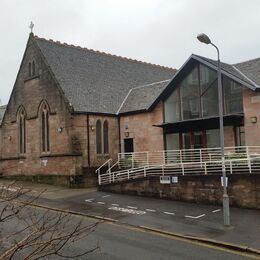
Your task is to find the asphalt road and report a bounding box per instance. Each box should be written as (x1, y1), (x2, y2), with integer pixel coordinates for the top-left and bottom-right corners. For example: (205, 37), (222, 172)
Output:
(38, 190), (260, 251)
(1, 180), (259, 259)
(0, 203), (252, 260)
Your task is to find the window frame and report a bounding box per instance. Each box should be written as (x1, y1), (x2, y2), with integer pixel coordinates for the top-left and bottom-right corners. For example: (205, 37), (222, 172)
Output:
(17, 106), (26, 155)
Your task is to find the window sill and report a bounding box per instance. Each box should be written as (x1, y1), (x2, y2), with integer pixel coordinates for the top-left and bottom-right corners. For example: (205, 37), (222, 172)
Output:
(24, 75), (40, 82)
(97, 154), (110, 158)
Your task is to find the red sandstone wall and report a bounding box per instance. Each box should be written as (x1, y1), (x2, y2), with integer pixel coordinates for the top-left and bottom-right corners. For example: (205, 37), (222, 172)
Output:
(119, 102), (164, 153)
(224, 127), (236, 147)
(243, 88), (260, 146)
(88, 115), (119, 167)
(0, 36), (78, 176)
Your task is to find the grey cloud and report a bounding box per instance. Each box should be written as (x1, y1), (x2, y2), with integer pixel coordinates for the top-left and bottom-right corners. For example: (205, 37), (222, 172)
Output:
(0, 0), (260, 104)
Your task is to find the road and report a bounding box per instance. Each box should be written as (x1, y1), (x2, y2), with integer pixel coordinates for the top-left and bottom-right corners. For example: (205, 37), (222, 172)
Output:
(37, 190), (260, 251)
(1, 180), (260, 259)
(0, 203), (253, 260)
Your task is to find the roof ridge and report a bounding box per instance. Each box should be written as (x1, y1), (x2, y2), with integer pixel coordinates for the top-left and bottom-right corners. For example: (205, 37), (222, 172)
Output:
(193, 54), (231, 66)
(116, 88), (133, 115)
(232, 65), (259, 88)
(131, 79), (171, 90)
(34, 35), (176, 71)
(233, 56), (260, 66)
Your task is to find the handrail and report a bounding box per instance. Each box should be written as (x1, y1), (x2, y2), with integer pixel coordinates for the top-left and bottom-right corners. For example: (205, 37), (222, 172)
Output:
(117, 146), (259, 155)
(95, 158), (112, 173)
(117, 146), (260, 170)
(98, 154), (260, 185)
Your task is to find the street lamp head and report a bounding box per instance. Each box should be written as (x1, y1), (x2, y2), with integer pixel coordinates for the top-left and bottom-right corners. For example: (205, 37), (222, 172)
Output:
(197, 33), (211, 44)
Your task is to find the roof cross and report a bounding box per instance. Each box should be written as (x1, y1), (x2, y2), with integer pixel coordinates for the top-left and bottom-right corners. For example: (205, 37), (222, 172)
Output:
(29, 21), (34, 33)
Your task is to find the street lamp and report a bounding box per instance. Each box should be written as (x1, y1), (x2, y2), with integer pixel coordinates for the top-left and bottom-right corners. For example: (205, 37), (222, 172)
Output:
(197, 33), (230, 226)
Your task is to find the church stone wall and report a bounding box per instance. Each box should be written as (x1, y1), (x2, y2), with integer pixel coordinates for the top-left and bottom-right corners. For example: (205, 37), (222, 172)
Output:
(88, 115), (119, 167)
(0, 36), (79, 177)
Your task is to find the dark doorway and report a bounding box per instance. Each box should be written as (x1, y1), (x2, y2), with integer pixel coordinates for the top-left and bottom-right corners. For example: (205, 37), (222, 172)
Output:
(124, 138), (134, 153)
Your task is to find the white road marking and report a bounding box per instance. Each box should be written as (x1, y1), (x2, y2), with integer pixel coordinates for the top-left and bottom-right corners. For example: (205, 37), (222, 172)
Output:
(145, 209), (156, 212)
(163, 211), (175, 216)
(185, 214), (205, 219)
(111, 203), (119, 206)
(102, 195), (111, 198)
(108, 206), (146, 215)
(212, 209), (221, 213)
(127, 206), (137, 209)
(97, 202), (105, 205)
(85, 199), (94, 202)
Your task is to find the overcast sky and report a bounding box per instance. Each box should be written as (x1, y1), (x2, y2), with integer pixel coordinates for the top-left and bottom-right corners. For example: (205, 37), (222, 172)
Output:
(0, 0), (260, 104)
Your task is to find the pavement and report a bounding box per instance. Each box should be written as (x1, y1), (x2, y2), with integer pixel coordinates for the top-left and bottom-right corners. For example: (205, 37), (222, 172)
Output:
(1, 179), (260, 255)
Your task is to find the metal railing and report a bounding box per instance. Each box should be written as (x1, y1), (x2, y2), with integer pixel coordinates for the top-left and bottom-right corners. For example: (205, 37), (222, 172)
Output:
(99, 156), (260, 185)
(97, 146), (260, 185)
(117, 146), (260, 169)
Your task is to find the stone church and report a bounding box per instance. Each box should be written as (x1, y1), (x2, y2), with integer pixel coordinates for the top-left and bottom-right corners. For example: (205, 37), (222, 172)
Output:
(1, 33), (260, 186)
(0, 33), (175, 185)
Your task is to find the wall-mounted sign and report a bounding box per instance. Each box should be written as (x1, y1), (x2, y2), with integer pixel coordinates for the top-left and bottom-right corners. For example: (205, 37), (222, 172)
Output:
(171, 176), (178, 183)
(160, 176), (171, 184)
(221, 176), (228, 187)
(42, 158), (48, 167)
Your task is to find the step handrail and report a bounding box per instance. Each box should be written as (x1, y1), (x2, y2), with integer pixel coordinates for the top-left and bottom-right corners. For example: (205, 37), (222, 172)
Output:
(99, 155), (260, 185)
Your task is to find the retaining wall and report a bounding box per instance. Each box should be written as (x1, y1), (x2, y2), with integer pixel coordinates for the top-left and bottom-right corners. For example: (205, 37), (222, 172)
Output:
(100, 173), (260, 209)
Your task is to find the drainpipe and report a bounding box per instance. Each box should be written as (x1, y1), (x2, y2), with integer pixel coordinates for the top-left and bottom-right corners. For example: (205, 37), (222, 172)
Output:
(118, 116), (121, 153)
(87, 114), (90, 167)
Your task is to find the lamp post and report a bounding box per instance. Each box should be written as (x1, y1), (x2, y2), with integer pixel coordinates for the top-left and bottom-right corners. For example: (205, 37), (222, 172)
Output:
(197, 33), (230, 226)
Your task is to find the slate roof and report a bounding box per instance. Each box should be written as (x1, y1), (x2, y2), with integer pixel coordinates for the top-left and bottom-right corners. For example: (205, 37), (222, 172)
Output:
(192, 54), (260, 90)
(234, 58), (260, 87)
(0, 105), (7, 125)
(118, 80), (171, 114)
(35, 36), (176, 114)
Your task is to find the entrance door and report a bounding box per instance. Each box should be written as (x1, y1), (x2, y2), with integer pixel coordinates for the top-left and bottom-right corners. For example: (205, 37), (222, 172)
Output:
(124, 138), (134, 153)
(193, 131), (204, 149)
(182, 131), (205, 150)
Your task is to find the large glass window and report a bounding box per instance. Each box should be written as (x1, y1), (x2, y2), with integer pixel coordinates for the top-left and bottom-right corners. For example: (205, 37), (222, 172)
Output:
(236, 126), (245, 146)
(164, 88), (180, 122)
(165, 133), (179, 150)
(201, 80), (219, 117)
(206, 129), (220, 148)
(180, 67), (200, 120)
(200, 65), (218, 117)
(223, 76), (243, 114)
(164, 63), (243, 123)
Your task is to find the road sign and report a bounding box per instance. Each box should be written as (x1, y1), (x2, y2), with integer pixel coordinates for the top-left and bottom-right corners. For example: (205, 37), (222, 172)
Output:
(171, 176), (178, 183)
(221, 176), (228, 187)
(160, 176), (171, 184)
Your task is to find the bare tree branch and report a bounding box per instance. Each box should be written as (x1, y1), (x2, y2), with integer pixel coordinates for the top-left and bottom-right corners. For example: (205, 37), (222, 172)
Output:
(0, 181), (99, 259)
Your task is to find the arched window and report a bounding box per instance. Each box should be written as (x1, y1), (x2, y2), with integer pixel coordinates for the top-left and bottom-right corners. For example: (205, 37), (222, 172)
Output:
(29, 61), (36, 77)
(96, 120), (102, 154)
(32, 61), (36, 76)
(40, 102), (50, 152)
(103, 120), (109, 154)
(29, 62), (32, 77)
(17, 107), (26, 154)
